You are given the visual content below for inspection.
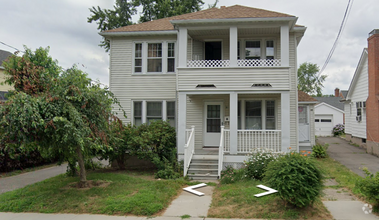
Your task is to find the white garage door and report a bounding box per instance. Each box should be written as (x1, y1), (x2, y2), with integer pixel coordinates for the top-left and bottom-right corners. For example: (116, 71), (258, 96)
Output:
(315, 115), (333, 136)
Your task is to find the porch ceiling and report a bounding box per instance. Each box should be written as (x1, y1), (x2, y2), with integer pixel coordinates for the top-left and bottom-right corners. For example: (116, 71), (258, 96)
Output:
(188, 27), (280, 38)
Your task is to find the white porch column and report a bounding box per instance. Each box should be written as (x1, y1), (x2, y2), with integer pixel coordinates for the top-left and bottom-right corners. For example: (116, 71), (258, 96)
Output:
(281, 91), (290, 152)
(178, 27), (188, 68)
(229, 27), (238, 67)
(230, 92), (238, 154)
(280, 25), (289, 67)
(178, 92), (187, 155)
(142, 100), (147, 124)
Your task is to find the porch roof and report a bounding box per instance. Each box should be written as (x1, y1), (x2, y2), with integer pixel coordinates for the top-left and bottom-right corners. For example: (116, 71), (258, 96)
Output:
(103, 5), (299, 33)
(298, 90), (318, 103)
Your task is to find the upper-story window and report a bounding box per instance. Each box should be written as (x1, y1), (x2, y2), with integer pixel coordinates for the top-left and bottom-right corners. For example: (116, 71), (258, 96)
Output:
(133, 42), (176, 74)
(240, 39), (275, 60)
(245, 41), (261, 59)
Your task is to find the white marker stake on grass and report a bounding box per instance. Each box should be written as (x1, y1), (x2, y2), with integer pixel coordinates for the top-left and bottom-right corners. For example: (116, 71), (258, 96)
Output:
(254, 184), (278, 197)
(183, 183), (207, 196)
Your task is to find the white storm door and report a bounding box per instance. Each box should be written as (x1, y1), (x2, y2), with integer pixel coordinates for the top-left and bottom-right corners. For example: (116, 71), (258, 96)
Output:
(298, 105), (310, 141)
(204, 102), (223, 147)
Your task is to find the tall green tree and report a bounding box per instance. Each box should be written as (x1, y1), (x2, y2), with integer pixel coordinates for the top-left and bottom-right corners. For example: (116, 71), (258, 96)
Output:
(88, 0), (207, 52)
(297, 62), (327, 96)
(0, 47), (121, 187)
(87, 0), (136, 52)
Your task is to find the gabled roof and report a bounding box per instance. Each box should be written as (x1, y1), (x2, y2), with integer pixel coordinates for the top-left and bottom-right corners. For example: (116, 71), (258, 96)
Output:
(314, 96), (344, 111)
(344, 48), (368, 101)
(315, 102), (344, 114)
(0, 49), (12, 68)
(298, 90), (318, 103)
(104, 5), (297, 33)
(341, 90), (348, 99)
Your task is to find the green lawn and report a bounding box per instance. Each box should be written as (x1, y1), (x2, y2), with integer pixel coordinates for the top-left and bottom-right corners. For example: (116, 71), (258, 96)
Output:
(0, 170), (186, 216)
(208, 179), (332, 220)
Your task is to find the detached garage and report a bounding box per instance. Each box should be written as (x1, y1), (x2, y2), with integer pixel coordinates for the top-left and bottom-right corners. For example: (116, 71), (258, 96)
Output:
(314, 100), (344, 136)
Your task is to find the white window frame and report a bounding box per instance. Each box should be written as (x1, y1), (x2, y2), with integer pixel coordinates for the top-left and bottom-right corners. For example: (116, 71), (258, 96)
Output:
(239, 38), (277, 60)
(132, 41), (176, 74)
(238, 99), (277, 130)
(132, 100), (176, 127)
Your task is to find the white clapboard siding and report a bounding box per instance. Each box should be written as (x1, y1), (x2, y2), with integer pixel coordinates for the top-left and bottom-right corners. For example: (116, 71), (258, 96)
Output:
(109, 37), (177, 123)
(344, 102), (352, 134)
(348, 56), (368, 139)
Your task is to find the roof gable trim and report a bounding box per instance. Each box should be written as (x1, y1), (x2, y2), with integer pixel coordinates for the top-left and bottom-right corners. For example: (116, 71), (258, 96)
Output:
(315, 102), (344, 113)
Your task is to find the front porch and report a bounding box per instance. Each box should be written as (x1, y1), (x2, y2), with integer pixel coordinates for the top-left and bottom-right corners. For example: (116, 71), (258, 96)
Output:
(179, 92), (295, 178)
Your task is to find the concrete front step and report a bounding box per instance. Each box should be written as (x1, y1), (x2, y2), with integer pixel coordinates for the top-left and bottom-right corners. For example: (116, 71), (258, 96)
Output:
(187, 154), (220, 180)
(188, 168), (218, 175)
(187, 174), (218, 180)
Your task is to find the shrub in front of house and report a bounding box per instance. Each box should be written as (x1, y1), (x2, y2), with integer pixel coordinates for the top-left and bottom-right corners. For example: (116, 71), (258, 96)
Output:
(220, 166), (245, 184)
(244, 147), (282, 180)
(264, 152), (323, 208)
(356, 168), (379, 209)
(332, 124), (345, 136)
(311, 144), (329, 158)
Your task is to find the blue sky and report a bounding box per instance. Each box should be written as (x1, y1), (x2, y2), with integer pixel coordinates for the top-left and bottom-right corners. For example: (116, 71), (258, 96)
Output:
(0, 0), (376, 94)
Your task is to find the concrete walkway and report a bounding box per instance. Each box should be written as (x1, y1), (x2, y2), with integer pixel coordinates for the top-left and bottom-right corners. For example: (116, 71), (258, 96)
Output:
(0, 164), (67, 194)
(318, 136), (379, 220)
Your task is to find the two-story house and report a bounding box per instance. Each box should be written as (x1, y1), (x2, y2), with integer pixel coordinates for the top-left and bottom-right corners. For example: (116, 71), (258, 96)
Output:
(101, 5), (306, 179)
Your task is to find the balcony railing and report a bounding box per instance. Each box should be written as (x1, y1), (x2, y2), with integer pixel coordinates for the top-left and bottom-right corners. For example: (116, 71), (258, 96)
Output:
(223, 129), (281, 153)
(187, 59), (281, 68)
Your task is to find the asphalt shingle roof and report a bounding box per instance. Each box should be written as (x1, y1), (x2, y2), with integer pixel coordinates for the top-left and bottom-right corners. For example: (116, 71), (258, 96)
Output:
(105, 5), (296, 33)
(298, 90), (318, 102)
(0, 49), (12, 67)
(314, 97), (344, 111)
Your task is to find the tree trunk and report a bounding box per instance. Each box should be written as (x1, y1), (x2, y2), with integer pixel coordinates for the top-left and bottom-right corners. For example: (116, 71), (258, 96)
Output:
(117, 154), (126, 170)
(76, 146), (87, 188)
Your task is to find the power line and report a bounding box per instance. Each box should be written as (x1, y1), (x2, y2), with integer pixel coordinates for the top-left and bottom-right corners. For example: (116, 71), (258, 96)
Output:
(0, 41), (23, 54)
(317, 0), (354, 78)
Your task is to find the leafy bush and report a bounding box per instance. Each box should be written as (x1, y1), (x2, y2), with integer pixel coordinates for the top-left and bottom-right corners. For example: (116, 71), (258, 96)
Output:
(333, 124), (345, 136)
(264, 153), (323, 208)
(244, 147), (282, 180)
(311, 144), (329, 158)
(356, 168), (379, 208)
(220, 166), (245, 184)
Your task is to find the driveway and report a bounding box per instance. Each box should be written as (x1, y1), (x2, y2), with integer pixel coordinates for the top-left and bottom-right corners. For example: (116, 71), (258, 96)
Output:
(317, 137), (379, 177)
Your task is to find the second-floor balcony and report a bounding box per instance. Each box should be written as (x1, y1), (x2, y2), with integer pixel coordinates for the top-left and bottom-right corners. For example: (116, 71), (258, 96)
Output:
(187, 59), (281, 68)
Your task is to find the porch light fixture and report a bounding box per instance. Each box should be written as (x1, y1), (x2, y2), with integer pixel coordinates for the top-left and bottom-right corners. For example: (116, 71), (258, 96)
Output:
(251, 83), (272, 87)
(196, 84), (216, 88)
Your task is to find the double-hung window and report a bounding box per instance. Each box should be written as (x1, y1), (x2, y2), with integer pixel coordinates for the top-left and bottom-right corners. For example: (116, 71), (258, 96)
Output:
(245, 41), (261, 59)
(238, 100), (276, 130)
(133, 100), (176, 127)
(134, 43), (143, 73)
(147, 43), (162, 72)
(134, 42), (176, 74)
(147, 101), (162, 124)
(241, 40), (275, 60)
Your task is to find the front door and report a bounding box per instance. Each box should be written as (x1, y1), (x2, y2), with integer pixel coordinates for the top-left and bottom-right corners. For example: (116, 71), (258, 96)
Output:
(204, 102), (223, 147)
(298, 105), (310, 142)
(205, 41), (222, 60)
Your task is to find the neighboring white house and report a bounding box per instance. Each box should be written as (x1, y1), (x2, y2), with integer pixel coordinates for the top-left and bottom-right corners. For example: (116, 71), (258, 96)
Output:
(314, 95), (344, 136)
(343, 48), (368, 144)
(101, 5), (306, 178)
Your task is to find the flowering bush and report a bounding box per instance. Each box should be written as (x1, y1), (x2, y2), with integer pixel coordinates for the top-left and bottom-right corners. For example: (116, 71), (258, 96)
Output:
(333, 124), (345, 136)
(220, 166), (245, 184)
(244, 147), (283, 180)
(264, 152), (323, 208)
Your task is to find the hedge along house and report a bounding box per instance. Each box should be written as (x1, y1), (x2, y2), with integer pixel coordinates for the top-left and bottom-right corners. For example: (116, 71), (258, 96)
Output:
(101, 5), (306, 179)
